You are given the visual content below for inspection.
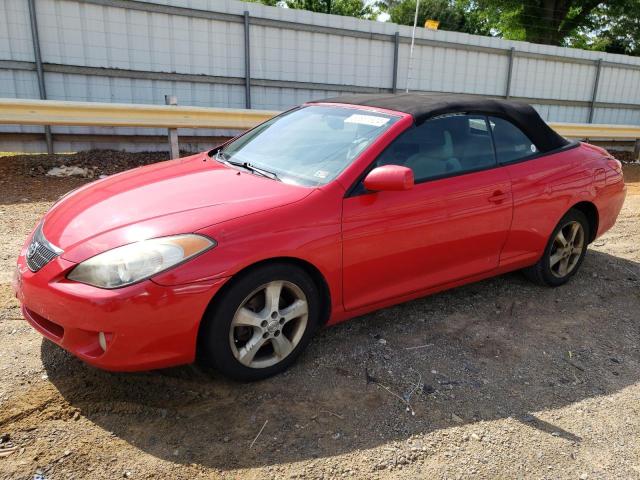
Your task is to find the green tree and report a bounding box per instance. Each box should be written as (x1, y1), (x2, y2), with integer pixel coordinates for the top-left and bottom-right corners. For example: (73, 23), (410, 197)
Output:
(475, 0), (637, 47)
(567, 1), (640, 55)
(387, 0), (491, 35)
(248, 0), (375, 18)
(251, 0), (640, 56)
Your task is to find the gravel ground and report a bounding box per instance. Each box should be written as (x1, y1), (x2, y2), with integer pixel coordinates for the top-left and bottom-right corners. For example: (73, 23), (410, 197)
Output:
(0, 151), (639, 480)
(0, 150), (197, 179)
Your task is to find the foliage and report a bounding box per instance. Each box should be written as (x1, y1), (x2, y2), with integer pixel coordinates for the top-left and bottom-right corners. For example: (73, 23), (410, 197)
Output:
(475, 0), (639, 52)
(248, 0), (375, 18)
(386, 0), (491, 35)
(249, 0), (640, 56)
(567, 1), (640, 55)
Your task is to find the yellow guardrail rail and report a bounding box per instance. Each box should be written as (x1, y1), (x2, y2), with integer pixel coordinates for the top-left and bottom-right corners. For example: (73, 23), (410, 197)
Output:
(0, 98), (277, 130)
(1, 98), (639, 142)
(548, 122), (640, 140)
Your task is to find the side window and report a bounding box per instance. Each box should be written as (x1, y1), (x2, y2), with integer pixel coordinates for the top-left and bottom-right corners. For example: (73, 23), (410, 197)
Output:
(489, 116), (538, 164)
(375, 114), (496, 183)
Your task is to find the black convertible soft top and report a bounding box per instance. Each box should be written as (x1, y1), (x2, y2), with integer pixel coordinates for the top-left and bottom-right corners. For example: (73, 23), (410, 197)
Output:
(312, 93), (569, 153)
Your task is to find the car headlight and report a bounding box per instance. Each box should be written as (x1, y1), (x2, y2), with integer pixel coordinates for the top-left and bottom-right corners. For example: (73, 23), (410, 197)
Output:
(67, 234), (216, 289)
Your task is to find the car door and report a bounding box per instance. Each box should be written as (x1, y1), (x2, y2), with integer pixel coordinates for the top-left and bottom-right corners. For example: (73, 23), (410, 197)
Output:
(341, 114), (513, 311)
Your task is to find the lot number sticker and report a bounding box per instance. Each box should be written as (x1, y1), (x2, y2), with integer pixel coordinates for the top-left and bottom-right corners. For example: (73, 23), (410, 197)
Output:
(344, 114), (390, 127)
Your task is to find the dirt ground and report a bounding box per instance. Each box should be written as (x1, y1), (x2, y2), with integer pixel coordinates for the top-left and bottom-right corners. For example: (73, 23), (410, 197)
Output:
(0, 152), (639, 480)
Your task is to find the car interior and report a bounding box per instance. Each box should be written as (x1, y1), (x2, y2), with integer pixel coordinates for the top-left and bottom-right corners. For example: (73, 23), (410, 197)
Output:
(376, 114), (496, 182)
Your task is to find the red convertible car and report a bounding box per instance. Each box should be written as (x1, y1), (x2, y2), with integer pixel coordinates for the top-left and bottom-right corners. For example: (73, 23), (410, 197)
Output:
(14, 94), (625, 380)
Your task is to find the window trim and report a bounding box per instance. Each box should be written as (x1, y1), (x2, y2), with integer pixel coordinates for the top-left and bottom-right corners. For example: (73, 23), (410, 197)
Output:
(346, 114), (498, 197)
(493, 139), (579, 167)
(345, 114), (580, 198)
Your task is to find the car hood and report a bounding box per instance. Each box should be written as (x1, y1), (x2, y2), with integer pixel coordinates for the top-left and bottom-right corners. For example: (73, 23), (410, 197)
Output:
(43, 153), (313, 262)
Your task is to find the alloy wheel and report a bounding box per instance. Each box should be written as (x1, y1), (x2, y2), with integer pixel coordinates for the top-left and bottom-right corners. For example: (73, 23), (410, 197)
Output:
(229, 280), (308, 369)
(549, 220), (585, 278)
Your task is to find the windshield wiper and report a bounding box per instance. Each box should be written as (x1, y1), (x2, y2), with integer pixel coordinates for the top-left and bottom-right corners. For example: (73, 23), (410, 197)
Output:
(244, 163), (280, 181)
(214, 150), (280, 181)
(226, 159), (280, 181)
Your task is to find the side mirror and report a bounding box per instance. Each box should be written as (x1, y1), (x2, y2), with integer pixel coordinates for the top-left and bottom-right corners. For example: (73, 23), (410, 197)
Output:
(363, 165), (414, 192)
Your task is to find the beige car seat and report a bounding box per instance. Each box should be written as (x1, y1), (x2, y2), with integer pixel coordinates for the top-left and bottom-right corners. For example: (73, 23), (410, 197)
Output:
(405, 130), (461, 180)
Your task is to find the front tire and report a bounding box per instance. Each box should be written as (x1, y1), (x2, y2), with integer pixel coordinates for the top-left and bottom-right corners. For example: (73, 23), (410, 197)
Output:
(523, 209), (589, 287)
(199, 263), (320, 381)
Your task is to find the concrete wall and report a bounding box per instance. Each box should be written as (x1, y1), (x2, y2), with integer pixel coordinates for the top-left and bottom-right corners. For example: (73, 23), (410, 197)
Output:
(1, 0), (640, 152)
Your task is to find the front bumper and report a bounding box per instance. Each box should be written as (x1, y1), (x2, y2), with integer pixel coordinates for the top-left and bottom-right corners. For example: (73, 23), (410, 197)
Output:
(13, 253), (227, 371)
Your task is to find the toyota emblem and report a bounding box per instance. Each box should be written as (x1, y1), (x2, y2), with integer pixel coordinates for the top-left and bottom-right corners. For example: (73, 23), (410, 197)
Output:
(26, 241), (39, 259)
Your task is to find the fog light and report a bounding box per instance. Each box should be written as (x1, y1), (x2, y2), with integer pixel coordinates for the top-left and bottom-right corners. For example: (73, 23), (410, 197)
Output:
(98, 332), (107, 352)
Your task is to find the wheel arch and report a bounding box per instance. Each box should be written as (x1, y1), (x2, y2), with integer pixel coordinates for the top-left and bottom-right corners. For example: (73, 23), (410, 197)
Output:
(569, 200), (599, 243)
(196, 257), (332, 357)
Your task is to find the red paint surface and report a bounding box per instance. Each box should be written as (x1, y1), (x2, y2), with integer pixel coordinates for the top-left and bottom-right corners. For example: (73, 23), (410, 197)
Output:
(14, 103), (626, 371)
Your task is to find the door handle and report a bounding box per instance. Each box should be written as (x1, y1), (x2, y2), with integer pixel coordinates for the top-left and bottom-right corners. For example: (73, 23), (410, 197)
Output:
(488, 190), (508, 204)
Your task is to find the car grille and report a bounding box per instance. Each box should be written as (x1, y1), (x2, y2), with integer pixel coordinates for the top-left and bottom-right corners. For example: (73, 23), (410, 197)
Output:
(25, 223), (62, 272)
(26, 242), (58, 272)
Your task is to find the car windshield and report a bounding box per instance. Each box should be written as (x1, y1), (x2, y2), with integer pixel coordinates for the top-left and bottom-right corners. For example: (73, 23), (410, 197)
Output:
(217, 105), (400, 186)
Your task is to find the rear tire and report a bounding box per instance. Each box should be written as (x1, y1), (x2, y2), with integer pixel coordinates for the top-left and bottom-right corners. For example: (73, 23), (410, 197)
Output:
(523, 209), (589, 287)
(199, 263), (320, 381)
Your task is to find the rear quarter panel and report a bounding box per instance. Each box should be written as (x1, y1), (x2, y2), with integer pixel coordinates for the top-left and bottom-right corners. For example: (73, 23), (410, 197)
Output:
(499, 143), (612, 268)
(585, 144), (626, 237)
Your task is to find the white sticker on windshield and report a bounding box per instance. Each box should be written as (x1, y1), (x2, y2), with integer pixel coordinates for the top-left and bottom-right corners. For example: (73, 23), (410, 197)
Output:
(314, 170), (329, 179)
(344, 114), (390, 127)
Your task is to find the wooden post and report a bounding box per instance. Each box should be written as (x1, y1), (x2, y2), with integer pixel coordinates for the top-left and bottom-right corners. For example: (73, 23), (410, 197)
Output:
(165, 95), (179, 158)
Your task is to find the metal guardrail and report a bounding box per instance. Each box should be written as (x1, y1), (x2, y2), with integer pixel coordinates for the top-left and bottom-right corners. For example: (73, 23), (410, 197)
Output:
(0, 98), (639, 158)
(548, 122), (640, 140)
(0, 98), (276, 130)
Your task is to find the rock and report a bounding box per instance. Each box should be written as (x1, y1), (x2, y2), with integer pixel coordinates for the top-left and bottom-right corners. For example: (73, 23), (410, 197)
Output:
(0, 433), (9, 443)
(378, 338), (387, 345)
(470, 433), (481, 441)
(423, 384), (435, 394)
(47, 166), (91, 177)
(451, 413), (464, 423)
(579, 475), (588, 480)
